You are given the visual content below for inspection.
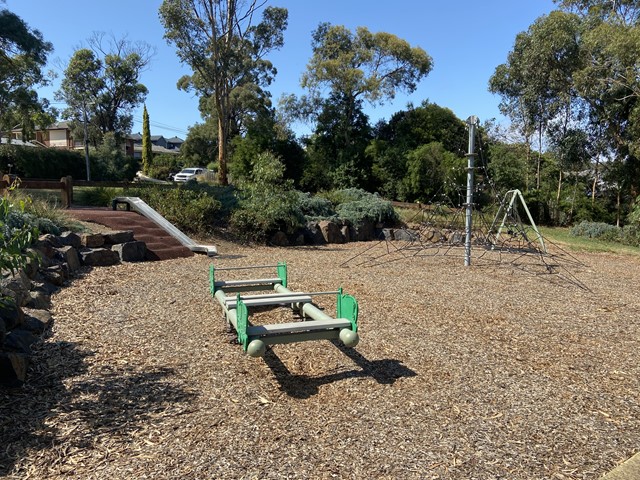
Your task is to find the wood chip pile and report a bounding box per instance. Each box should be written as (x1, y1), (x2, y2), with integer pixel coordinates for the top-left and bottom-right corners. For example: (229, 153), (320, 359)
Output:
(1, 239), (639, 479)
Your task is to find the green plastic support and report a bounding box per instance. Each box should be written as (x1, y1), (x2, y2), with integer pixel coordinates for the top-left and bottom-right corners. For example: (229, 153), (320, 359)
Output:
(277, 262), (287, 288)
(336, 288), (358, 332)
(209, 265), (216, 295)
(235, 294), (249, 351)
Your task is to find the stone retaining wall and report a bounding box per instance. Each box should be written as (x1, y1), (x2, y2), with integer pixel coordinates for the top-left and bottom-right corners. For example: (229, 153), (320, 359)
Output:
(0, 230), (147, 388)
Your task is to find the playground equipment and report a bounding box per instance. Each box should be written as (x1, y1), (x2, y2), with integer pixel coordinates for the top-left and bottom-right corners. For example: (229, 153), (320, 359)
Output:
(210, 263), (359, 357)
(112, 196), (217, 256)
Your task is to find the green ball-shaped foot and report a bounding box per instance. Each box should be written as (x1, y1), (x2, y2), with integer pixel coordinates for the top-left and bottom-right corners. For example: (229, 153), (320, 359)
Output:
(246, 339), (266, 357)
(339, 328), (359, 348)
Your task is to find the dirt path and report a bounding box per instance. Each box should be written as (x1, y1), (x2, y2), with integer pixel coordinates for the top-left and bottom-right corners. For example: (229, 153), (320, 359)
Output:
(2, 240), (639, 479)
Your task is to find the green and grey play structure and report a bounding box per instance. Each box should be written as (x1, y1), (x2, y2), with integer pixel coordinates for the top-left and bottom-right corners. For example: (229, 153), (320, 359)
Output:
(209, 262), (359, 357)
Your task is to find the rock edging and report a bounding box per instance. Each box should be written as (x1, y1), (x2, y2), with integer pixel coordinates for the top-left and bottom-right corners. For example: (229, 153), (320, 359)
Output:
(0, 229), (147, 388)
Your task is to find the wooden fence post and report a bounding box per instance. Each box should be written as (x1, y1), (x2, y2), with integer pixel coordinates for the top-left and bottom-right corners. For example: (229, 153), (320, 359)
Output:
(60, 176), (73, 208)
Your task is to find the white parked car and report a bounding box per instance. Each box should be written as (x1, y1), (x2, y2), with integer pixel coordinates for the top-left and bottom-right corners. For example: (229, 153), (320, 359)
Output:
(173, 167), (204, 183)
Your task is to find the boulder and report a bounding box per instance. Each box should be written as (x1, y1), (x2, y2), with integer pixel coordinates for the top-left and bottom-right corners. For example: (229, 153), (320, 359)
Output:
(0, 301), (24, 331)
(319, 220), (344, 244)
(81, 233), (105, 248)
(270, 231), (289, 247)
(0, 351), (28, 387)
(26, 290), (51, 310)
(380, 228), (395, 241)
(340, 225), (351, 243)
(305, 222), (326, 245)
(3, 330), (37, 356)
(79, 247), (121, 267)
(394, 229), (419, 242)
(56, 246), (81, 273)
(59, 231), (82, 249)
(1, 271), (32, 307)
(21, 308), (52, 334)
(104, 231), (134, 245)
(41, 265), (66, 287)
(112, 241), (147, 262)
(353, 220), (375, 241)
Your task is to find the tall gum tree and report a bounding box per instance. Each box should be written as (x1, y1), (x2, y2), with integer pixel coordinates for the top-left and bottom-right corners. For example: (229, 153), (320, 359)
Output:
(159, 0), (288, 186)
(0, 8), (54, 140)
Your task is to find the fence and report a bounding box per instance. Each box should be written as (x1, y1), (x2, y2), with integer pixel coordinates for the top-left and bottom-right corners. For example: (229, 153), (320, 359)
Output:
(0, 175), (165, 208)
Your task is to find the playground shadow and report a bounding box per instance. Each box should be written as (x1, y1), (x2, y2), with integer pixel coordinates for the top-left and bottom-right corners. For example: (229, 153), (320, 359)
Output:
(263, 341), (417, 399)
(0, 339), (196, 476)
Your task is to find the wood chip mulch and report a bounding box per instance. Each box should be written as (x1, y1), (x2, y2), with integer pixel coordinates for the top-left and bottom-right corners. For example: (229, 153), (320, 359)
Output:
(1, 238), (639, 479)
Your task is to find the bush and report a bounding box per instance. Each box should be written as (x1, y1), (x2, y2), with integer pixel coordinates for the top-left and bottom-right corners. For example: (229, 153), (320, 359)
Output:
(0, 196), (38, 277)
(148, 154), (182, 180)
(298, 192), (335, 220)
(570, 221), (619, 240)
(230, 152), (304, 241)
(123, 184), (222, 235)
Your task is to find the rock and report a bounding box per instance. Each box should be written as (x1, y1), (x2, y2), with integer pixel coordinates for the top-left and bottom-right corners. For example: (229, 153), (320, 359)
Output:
(3, 330), (37, 355)
(26, 290), (51, 310)
(294, 233), (306, 246)
(270, 231), (289, 247)
(112, 241), (147, 262)
(59, 231), (82, 249)
(0, 317), (5, 344)
(353, 220), (375, 241)
(79, 247), (121, 267)
(1, 271), (32, 307)
(56, 246), (81, 273)
(380, 228), (395, 241)
(394, 229), (418, 242)
(305, 222), (326, 245)
(0, 351), (28, 387)
(340, 225), (351, 243)
(41, 265), (66, 286)
(21, 309), (52, 334)
(23, 251), (41, 279)
(104, 231), (134, 244)
(319, 220), (344, 244)
(81, 233), (105, 248)
(37, 233), (63, 248)
(449, 231), (465, 245)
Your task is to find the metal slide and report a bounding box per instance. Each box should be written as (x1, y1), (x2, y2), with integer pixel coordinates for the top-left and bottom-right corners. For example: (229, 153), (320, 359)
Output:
(113, 196), (217, 256)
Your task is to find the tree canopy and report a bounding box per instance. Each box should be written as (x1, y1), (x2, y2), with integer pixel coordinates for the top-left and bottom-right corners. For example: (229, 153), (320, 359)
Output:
(0, 8), (54, 140)
(159, 0), (288, 185)
(56, 33), (153, 145)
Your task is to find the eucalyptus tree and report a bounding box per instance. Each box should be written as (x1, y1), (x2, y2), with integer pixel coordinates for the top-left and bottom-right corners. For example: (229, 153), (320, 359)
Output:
(159, 0), (288, 186)
(489, 11), (584, 190)
(0, 8), (55, 140)
(285, 23), (432, 192)
(56, 34), (153, 145)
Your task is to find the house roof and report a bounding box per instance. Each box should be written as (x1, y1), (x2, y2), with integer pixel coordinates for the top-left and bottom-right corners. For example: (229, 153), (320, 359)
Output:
(167, 136), (184, 144)
(150, 135), (165, 141)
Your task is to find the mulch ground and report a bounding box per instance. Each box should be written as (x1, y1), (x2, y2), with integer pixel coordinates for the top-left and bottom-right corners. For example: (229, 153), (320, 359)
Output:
(1, 237), (639, 479)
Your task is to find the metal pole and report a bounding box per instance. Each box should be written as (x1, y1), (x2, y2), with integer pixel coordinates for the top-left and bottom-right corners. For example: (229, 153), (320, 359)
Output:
(464, 116), (478, 267)
(83, 102), (91, 181)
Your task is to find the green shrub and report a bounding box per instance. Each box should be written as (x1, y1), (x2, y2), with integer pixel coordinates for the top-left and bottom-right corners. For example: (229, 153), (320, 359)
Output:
(620, 224), (640, 247)
(0, 196), (38, 277)
(123, 184), (222, 235)
(148, 154), (182, 180)
(298, 192), (335, 220)
(230, 152), (304, 241)
(570, 221), (619, 240)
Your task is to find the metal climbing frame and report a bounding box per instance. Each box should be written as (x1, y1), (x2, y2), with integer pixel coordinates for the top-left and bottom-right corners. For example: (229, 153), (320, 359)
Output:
(209, 263), (359, 357)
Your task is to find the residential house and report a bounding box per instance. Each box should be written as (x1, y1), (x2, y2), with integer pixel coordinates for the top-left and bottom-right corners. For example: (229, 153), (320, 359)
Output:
(128, 133), (184, 159)
(10, 121), (76, 148)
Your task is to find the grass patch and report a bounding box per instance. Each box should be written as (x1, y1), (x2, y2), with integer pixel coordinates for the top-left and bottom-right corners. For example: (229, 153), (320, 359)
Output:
(540, 226), (640, 255)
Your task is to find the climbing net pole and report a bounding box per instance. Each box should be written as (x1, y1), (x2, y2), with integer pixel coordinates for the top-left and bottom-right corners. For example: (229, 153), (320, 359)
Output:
(464, 115), (479, 267)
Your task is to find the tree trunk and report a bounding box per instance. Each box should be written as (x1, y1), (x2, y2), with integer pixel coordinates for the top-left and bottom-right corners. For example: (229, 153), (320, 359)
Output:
(217, 117), (228, 186)
(536, 125), (542, 190)
(616, 189), (621, 228)
(591, 159), (599, 204)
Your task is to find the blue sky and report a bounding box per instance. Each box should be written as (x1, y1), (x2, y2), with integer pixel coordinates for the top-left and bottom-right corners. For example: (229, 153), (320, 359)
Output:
(8, 0), (557, 139)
